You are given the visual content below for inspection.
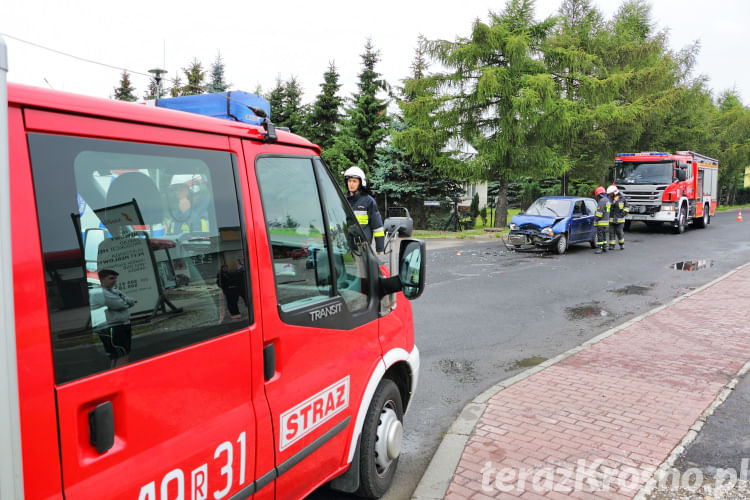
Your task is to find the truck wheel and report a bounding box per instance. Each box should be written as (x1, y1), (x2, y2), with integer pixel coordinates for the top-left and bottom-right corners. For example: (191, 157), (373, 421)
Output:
(356, 379), (403, 498)
(673, 208), (687, 234)
(554, 234), (568, 255)
(695, 205), (709, 228)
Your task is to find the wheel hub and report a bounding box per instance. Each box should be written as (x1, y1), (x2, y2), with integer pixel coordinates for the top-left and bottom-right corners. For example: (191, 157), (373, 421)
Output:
(374, 404), (402, 473)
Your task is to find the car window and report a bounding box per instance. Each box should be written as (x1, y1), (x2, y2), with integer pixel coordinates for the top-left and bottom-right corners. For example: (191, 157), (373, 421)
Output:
(573, 201), (585, 215)
(255, 156), (374, 319)
(584, 199), (597, 215)
(314, 161), (370, 313)
(28, 133), (250, 384)
(256, 156), (331, 312)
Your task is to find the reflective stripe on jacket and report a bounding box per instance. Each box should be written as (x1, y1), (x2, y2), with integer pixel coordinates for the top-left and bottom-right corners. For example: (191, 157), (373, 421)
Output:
(610, 195), (630, 224)
(345, 190), (385, 252)
(594, 195), (611, 226)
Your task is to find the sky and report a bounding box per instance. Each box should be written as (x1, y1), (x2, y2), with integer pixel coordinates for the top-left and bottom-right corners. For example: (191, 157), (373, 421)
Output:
(2, 0), (748, 106)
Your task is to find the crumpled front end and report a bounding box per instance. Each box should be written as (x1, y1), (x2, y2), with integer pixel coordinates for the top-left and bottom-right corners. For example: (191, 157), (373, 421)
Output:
(507, 228), (562, 249)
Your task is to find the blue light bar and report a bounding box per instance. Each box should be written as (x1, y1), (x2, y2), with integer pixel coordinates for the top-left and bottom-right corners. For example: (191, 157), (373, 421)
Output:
(617, 153), (635, 156)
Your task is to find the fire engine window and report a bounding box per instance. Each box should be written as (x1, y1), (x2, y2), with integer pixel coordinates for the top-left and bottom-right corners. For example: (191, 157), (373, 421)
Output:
(314, 161), (370, 313)
(27, 134), (251, 384)
(256, 157), (332, 312)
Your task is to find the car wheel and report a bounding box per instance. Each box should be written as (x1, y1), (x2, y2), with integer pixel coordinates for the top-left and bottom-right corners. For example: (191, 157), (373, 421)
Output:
(356, 379), (403, 498)
(555, 234), (568, 254)
(673, 206), (687, 234)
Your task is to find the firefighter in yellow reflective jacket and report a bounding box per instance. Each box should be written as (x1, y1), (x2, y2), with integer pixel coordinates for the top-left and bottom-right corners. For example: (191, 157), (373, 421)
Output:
(607, 185), (629, 250)
(594, 186), (611, 254)
(343, 166), (385, 254)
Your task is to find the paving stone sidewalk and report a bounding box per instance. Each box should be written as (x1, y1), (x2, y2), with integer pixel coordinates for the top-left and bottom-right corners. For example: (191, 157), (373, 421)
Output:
(414, 264), (750, 500)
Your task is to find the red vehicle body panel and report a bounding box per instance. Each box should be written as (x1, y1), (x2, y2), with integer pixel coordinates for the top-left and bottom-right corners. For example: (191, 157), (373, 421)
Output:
(6, 83), (419, 500)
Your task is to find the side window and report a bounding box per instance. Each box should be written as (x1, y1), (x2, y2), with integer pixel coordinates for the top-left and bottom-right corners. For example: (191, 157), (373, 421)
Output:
(255, 157), (372, 317)
(314, 161), (370, 313)
(584, 199), (597, 216)
(256, 157), (331, 312)
(573, 201), (585, 216)
(28, 134), (250, 384)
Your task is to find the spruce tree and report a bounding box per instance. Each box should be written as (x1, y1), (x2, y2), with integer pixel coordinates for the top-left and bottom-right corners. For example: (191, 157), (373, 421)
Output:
(326, 39), (390, 177)
(267, 76), (285, 123)
(305, 62), (343, 151)
(182, 59), (206, 96)
(279, 76), (305, 133)
(383, 38), (464, 228)
(113, 70), (137, 102)
(168, 74), (183, 97)
(206, 52), (229, 93)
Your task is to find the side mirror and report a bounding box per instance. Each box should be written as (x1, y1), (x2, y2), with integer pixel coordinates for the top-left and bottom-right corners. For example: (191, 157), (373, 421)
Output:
(677, 169), (687, 182)
(399, 239), (426, 299)
(378, 239), (426, 299)
(384, 206), (413, 237)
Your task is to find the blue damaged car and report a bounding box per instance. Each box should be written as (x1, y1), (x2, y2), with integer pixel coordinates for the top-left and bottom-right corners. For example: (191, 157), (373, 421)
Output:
(507, 196), (598, 254)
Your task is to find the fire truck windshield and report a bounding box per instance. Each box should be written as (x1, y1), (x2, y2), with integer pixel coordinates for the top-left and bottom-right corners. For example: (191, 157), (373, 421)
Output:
(614, 161), (674, 185)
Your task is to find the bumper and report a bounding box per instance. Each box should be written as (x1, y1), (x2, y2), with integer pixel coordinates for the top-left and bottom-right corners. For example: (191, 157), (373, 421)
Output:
(508, 231), (561, 248)
(626, 209), (677, 223)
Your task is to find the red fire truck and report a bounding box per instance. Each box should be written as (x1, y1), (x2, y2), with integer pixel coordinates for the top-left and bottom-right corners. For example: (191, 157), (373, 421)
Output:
(613, 151), (719, 233)
(0, 38), (425, 500)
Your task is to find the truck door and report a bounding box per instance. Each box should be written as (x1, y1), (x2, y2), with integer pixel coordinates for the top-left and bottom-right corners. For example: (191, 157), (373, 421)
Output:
(24, 113), (262, 500)
(247, 151), (382, 499)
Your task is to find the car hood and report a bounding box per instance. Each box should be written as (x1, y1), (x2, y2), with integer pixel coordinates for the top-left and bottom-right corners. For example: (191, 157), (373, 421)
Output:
(511, 214), (564, 229)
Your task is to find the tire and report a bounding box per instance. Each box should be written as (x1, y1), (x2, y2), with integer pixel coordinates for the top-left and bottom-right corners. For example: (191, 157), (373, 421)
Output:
(356, 379), (404, 498)
(554, 234), (568, 255)
(673, 206), (687, 234)
(695, 204), (709, 228)
(590, 231), (597, 249)
(624, 220), (631, 231)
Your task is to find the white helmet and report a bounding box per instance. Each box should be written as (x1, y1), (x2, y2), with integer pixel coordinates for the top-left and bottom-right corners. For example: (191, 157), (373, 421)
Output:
(606, 185), (618, 195)
(343, 166), (366, 187)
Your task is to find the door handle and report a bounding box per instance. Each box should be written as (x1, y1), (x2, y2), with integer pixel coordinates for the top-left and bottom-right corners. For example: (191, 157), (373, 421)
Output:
(263, 343), (276, 381)
(88, 401), (115, 454)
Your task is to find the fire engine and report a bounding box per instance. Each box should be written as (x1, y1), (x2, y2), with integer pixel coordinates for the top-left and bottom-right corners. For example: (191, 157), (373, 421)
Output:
(613, 151), (719, 233)
(0, 37), (425, 500)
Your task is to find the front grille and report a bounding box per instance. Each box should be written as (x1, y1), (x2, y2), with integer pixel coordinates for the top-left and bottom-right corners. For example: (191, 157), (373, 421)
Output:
(619, 185), (666, 208)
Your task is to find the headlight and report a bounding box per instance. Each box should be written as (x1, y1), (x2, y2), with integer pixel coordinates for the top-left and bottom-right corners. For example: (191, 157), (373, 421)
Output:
(540, 226), (554, 237)
(509, 223), (518, 230)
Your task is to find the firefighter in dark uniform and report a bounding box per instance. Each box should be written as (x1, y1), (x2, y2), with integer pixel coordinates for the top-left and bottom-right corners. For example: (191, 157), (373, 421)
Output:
(607, 185), (629, 250)
(343, 166), (385, 254)
(594, 186), (610, 254)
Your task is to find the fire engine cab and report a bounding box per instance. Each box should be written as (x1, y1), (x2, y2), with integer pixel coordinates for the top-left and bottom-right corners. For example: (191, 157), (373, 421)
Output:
(0, 38), (425, 500)
(613, 150), (719, 233)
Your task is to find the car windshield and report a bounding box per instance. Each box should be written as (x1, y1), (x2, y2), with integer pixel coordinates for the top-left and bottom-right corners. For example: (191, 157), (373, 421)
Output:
(525, 199), (571, 217)
(615, 161), (673, 185)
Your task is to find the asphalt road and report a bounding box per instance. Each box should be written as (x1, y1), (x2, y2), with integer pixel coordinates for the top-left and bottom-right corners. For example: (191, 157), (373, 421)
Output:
(310, 209), (750, 499)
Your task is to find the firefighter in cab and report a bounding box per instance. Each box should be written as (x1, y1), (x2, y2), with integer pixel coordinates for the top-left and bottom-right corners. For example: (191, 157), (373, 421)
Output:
(343, 166), (385, 255)
(594, 186), (611, 254)
(607, 185), (629, 250)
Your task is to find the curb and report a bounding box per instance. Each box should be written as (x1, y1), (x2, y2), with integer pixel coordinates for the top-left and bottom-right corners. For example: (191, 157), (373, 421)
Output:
(411, 262), (750, 500)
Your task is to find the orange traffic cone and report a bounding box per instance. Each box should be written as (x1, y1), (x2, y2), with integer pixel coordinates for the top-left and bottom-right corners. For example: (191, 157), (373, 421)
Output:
(738, 210), (744, 222)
